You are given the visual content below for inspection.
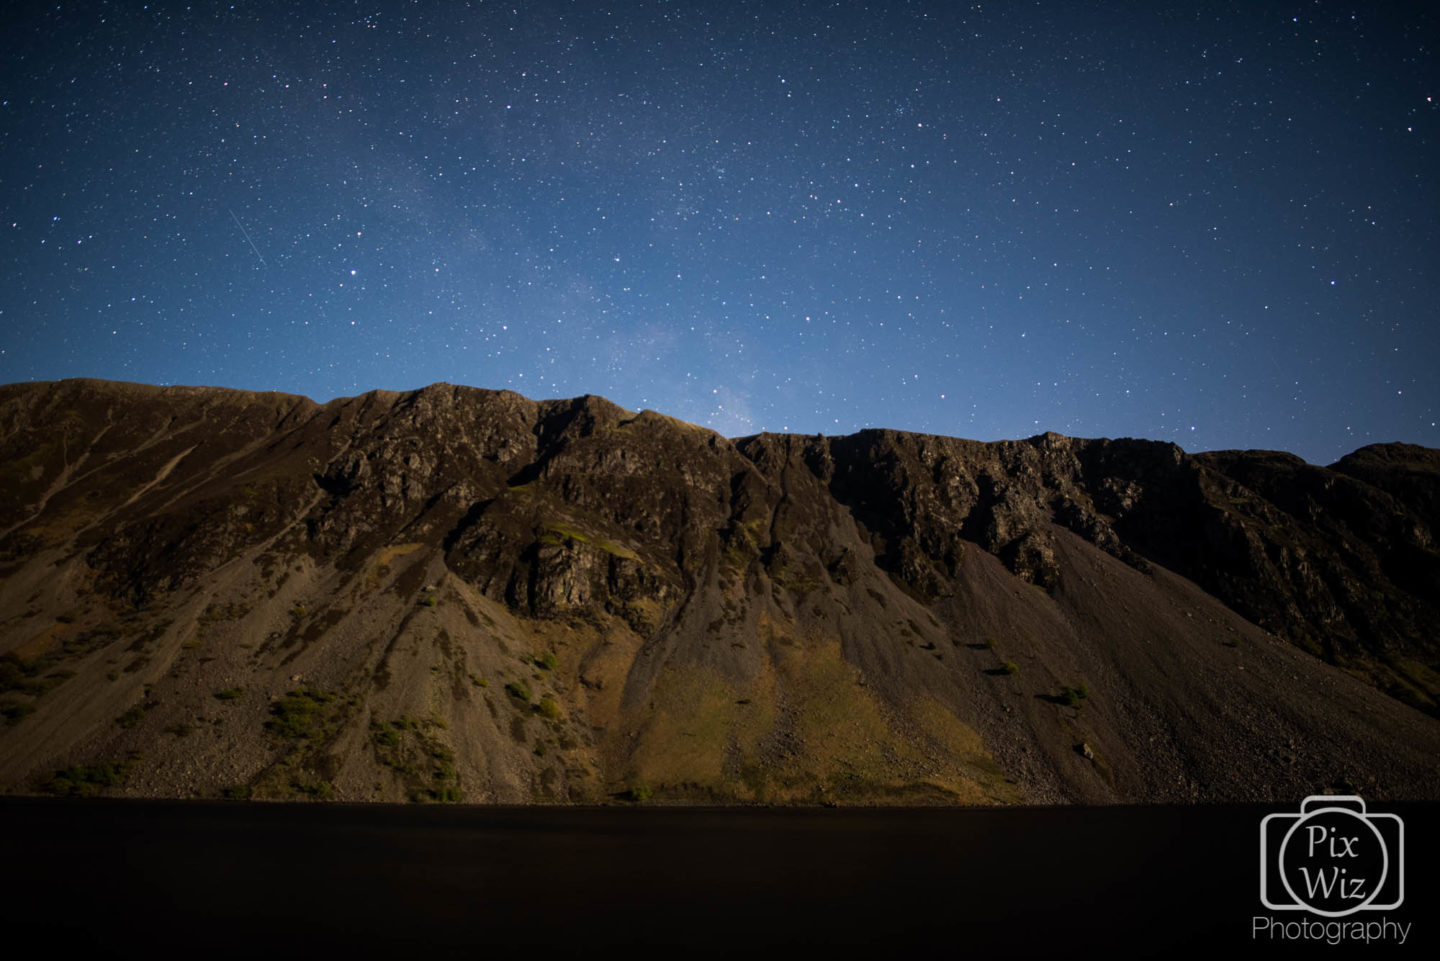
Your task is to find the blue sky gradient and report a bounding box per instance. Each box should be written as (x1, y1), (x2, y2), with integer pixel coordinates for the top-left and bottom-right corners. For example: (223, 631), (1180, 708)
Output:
(2, 1), (1436, 464)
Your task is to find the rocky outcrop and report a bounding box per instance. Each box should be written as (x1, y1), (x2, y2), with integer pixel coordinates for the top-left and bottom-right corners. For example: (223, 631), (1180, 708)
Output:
(1, 378), (1438, 806)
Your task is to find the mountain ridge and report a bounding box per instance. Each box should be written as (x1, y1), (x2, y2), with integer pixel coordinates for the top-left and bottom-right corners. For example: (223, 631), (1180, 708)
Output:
(2, 378), (1438, 805)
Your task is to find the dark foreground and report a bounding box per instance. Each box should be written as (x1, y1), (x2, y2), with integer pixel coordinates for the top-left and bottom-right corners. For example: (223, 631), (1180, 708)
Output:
(2, 798), (1434, 955)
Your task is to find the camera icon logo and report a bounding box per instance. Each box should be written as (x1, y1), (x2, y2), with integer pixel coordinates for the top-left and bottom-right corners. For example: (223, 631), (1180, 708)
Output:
(1259, 795), (1404, 917)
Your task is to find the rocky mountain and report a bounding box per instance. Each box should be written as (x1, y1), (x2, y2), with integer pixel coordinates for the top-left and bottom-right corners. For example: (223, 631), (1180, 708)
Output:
(2, 378), (1438, 805)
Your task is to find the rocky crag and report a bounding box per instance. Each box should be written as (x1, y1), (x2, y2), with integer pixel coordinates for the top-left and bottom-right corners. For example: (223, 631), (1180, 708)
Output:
(2, 378), (1438, 804)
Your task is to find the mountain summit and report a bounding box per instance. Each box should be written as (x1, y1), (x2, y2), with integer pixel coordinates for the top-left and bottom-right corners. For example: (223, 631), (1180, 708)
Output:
(2, 379), (1437, 804)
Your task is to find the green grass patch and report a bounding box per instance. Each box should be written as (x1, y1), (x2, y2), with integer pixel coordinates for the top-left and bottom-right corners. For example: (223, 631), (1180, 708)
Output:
(505, 680), (532, 702)
(374, 716), (463, 802)
(214, 687), (245, 701)
(544, 522), (591, 544)
(115, 703), (152, 729)
(0, 653), (75, 698)
(290, 777), (334, 800)
(265, 688), (338, 741)
(42, 754), (141, 797)
(541, 521), (639, 560)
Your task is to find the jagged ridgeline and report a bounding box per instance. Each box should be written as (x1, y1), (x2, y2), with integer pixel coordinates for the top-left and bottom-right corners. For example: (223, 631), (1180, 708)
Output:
(1, 379), (1438, 804)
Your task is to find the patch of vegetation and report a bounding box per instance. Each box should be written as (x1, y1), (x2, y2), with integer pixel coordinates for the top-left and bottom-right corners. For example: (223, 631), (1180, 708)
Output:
(427, 786), (464, 803)
(536, 697), (561, 720)
(115, 703), (153, 729)
(373, 722), (419, 776)
(66, 622), (125, 658)
(200, 601), (250, 624)
(539, 522), (637, 559)
(248, 688), (355, 801)
(164, 722), (193, 738)
(0, 653), (74, 698)
(214, 687), (245, 701)
(290, 777), (334, 800)
(625, 783), (652, 802)
(546, 521), (587, 543)
(2, 699), (36, 725)
(468, 673), (489, 688)
(538, 526), (586, 548)
(781, 574), (823, 595)
(428, 743), (458, 782)
(722, 538), (753, 572)
(1058, 684), (1090, 707)
(505, 680), (532, 702)
(419, 594), (437, 608)
(42, 753), (142, 797)
(535, 651), (557, 671)
(265, 688), (338, 742)
(290, 603), (307, 619)
(222, 784), (252, 800)
(1002, 662), (1020, 675)
(374, 716), (463, 802)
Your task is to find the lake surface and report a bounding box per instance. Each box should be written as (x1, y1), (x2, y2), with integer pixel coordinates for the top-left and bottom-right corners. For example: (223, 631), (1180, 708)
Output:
(3, 798), (1434, 954)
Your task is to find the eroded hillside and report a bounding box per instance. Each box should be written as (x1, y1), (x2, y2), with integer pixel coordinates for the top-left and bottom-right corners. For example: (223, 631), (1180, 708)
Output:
(2, 379), (1438, 804)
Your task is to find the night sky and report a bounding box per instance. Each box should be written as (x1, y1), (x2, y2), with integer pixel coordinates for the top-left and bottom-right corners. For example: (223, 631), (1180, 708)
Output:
(2, 1), (1436, 464)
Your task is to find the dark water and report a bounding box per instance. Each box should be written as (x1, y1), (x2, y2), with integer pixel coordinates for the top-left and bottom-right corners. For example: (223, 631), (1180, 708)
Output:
(3, 798), (1434, 954)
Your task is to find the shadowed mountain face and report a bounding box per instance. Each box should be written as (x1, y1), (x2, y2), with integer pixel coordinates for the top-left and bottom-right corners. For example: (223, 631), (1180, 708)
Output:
(2, 379), (1438, 805)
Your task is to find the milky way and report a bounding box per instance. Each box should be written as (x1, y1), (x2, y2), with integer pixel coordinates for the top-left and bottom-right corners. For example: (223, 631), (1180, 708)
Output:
(2, 1), (1436, 463)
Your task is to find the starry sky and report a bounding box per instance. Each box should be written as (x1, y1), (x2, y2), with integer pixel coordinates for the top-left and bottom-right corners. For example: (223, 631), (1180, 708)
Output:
(2, 1), (1436, 464)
